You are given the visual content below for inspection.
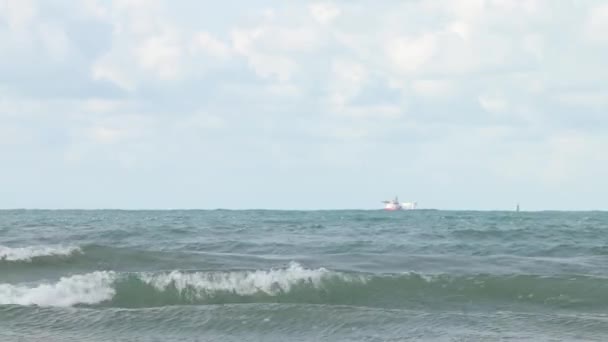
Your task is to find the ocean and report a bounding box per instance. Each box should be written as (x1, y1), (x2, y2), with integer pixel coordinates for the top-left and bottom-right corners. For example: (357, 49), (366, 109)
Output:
(1, 210), (607, 341)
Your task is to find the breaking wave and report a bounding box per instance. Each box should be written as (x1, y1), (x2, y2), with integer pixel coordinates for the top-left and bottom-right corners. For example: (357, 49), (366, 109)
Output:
(0, 245), (82, 262)
(0, 263), (343, 307)
(1, 263), (606, 309)
(0, 271), (115, 307)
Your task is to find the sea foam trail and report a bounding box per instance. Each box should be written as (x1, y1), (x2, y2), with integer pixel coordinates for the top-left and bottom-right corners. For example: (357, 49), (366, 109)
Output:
(0, 245), (82, 262)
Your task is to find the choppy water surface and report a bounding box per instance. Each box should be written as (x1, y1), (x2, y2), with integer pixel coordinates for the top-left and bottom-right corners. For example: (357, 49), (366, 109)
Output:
(1, 210), (608, 341)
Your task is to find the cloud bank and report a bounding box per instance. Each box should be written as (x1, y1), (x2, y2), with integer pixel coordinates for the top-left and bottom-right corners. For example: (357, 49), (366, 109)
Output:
(1, 0), (607, 210)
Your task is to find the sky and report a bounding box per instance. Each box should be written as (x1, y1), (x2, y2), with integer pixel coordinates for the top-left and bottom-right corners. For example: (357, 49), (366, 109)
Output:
(1, 0), (607, 210)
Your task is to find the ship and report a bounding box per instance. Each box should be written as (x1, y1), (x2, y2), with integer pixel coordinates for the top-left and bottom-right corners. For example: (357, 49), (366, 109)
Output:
(382, 196), (417, 210)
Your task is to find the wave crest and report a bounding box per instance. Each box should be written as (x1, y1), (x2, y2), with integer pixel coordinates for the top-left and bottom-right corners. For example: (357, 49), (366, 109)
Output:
(0, 271), (116, 307)
(1, 264), (605, 309)
(0, 263), (350, 307)
(139, 262), (336, 296)
(0, 245), (82, 262)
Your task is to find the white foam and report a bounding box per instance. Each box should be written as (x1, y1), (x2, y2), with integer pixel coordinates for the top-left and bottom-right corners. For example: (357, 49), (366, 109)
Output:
(0, 271), (116, 307)
(0, 245), (82, 262)
(0, 263), (356, 307)
(140, 262), (339, 296)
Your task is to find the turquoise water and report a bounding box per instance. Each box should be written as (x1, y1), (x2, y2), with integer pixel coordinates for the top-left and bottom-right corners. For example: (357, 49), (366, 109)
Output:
(1, 210), (608, 341)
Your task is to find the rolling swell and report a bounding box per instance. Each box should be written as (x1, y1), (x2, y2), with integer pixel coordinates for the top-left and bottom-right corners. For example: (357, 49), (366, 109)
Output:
(1, 262), (606, 310)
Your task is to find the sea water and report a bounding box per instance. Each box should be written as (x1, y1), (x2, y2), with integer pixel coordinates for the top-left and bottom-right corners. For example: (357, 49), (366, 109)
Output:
(1, 210), (608, 341)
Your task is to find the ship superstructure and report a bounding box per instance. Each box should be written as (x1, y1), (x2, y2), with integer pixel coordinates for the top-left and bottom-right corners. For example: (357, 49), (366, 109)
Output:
(382, 196), (417, 210)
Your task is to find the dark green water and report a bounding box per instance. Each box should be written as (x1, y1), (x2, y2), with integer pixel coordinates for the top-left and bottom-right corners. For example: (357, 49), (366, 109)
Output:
(1, 210), (608, 341)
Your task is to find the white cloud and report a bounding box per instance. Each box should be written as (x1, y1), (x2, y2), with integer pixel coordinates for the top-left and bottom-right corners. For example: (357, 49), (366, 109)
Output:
(1, 0), (38, 32)
(0, 123), (27, 145)
(337, 104), (402, 120)
(230, 23), (322, 82)
(231, 28), (299, 81)
(82, 99), (124, 113)
(585, 3), (608, 43)
(557, 91), (608, 109)
(87, 4), (235, 89)
(478, 92), (508, 114)
(522, 33), (543, 62)
(328, 59), (368, 107)
(447, 21), (472, 41)
(246, 53), (297, 82)
(2, 0), (608, 209)
(178, 112), (225, 131)
(329, 125), (369, 140)
(135, 29), (183, 80)
(385, 33), (437, 74)
(92, 126), (125, 144)
(81, 0), (109, 19)
(92, 57), (136, 91)
(190, 32), (231, 59)
(441, 0), (485, 21)
(411, 79), (453, 97)
(38, 23), (71, 61)
(231, 27), (260, 55)
(309, 3), (341, 24)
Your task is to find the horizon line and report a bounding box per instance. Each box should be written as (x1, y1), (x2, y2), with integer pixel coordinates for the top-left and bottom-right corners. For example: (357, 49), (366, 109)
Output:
(0, 208), (606, 212)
